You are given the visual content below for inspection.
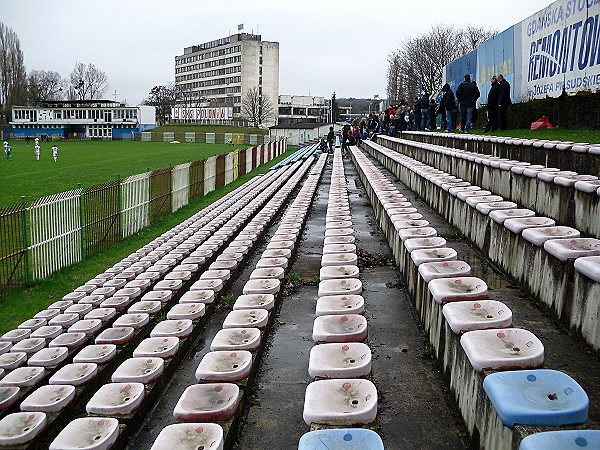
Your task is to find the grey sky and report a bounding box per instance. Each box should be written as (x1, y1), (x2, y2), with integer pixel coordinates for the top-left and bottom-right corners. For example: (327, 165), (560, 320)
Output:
(3, 0), (551, 105)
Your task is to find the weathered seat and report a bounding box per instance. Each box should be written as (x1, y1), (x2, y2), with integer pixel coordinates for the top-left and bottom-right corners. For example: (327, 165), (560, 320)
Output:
(28, 346), (69, 367)
(210, 328), (261, 351)
(73, 344), (117, 364)
(0, 412), (47, 447)
(49, 363), (98, 386)
(173, 383), (240, 421)
(133, 337), (179, 359)
(150, 423), (224, 450)
(20, 384), (76, 412)
(86, 382), (145, 415)
(49, 417), (119, 450)
(111, 357), (164, 383)
(195, 350), (253, 381)
(303, 379), (377, 426)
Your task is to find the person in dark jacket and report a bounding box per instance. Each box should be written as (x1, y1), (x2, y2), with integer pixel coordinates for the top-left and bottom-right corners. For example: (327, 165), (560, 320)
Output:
(455, 74), (480, 133)
(497, 73), (511, 130)
(440, 83), (455, 132)
(429, 98), (437, 130)
(326, 126), (335, 153)
(413, 96), (421, 131)
(485, 76), (500, 132)
(419, 93), (431, 131)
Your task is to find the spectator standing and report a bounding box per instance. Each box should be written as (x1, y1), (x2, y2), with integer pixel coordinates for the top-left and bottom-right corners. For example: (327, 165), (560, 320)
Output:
(497, 74), (512, 130)
(456, 74), (480, 133)
(429, 98), (437, 130)
(52, 144), (59, 162)
(485, 76), (500, 132)
(420, 93), (431, 131)
(440, 84), (455, 132)
(326, 126), (335, 153)
(413, 96), (422, 131)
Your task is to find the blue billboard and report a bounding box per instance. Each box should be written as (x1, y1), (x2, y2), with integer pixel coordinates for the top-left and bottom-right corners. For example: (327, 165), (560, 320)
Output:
(445, 49), (478, 93)
(477, 26), (515, 105)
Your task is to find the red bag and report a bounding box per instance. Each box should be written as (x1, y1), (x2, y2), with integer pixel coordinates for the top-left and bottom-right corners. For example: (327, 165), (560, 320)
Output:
(530, 116), (555, 130)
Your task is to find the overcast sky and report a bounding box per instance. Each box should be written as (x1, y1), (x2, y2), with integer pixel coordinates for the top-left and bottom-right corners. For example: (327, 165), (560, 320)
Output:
(3, 0), (551, 105)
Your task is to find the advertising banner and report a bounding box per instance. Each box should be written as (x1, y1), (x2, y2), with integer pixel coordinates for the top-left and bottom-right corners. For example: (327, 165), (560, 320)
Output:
(478, 27), (516, 104)
(522, 0), (600, 99)
(172, 107), (233, 121)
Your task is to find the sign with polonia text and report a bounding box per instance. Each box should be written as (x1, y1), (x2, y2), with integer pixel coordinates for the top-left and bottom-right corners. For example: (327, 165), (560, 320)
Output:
(172, 107), (233, 121)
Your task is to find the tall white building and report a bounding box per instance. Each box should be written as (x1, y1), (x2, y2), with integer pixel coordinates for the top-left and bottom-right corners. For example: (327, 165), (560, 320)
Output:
(175, 33), (279, 123)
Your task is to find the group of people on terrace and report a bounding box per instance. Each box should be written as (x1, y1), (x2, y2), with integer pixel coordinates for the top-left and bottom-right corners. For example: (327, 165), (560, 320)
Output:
(367, 73), (512, 138)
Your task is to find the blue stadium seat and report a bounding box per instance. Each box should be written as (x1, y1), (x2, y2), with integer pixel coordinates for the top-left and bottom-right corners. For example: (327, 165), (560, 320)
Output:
(298, 428), (384, 450)
(483, 369), (589, 428)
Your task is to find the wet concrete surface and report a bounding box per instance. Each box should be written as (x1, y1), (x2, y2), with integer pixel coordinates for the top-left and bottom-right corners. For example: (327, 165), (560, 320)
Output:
(234, 157), (469, 449)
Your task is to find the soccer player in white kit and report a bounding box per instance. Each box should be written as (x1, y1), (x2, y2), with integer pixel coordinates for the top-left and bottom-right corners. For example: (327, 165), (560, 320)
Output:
(52, 144), (58, 162)
(34, 137), (39, 146)
(35, 144), (41, 160)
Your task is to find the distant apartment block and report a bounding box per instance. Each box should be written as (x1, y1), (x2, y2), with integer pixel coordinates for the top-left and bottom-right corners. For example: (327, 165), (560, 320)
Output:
(175, 33), (279, 123)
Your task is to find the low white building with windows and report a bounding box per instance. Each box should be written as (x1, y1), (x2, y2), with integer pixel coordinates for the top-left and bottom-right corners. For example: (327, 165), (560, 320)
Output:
(10, 100), (156, 139)
(277, 95), (330, 124)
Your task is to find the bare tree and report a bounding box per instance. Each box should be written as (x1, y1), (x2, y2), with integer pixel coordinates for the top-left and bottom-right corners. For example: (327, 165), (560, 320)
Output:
(143, 83), (176, 125)
(28, 70), (66, 102)
(69, 62), (108, 100)
(241, 87), (274, 127)
(0, 21), (27, 122)
(386, 24), (498, 104)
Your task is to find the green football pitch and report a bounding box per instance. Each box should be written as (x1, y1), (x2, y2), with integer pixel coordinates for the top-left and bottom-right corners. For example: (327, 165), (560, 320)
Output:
(0, 140), (246, 205)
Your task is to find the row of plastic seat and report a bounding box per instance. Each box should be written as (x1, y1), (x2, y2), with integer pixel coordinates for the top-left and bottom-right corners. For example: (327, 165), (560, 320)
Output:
(43, 159), (319, 450)
(378, 134), (600, 246)
(0, 168), (285, 389)
(149, 155), (328, 449)
(299, 147), (383, 449)
(270, 142), (318, 170)
(350, 146), (598, 449)
(363, 138), (600, 355)
(0, 162), (309, 447)
(371, 138), (600, 280)
(405, 130), (600, 156)
(384, 135), (600, 195)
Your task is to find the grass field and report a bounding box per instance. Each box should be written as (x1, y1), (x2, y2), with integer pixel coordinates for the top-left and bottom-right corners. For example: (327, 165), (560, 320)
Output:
(0, 140), (247, 205)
